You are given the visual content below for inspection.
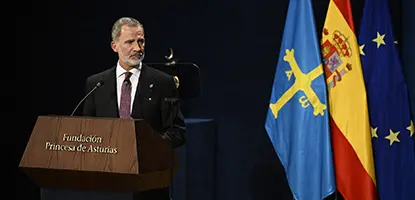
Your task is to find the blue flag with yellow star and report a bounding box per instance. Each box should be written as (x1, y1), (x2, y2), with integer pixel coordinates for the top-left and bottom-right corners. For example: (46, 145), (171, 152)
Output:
(264, 0), (336, 199)
(358, 0), (415, 199)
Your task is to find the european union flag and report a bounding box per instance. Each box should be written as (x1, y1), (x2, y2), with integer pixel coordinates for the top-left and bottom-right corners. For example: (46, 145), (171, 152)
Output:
(264, 0), (336, 199)
(358, 0), (415, 199)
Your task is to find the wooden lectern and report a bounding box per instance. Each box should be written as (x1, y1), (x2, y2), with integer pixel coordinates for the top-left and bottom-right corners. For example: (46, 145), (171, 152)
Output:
(19, 115), (178, 200)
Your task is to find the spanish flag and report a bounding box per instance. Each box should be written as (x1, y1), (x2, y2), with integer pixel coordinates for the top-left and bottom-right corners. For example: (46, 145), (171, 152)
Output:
(320, 0), (377, 199)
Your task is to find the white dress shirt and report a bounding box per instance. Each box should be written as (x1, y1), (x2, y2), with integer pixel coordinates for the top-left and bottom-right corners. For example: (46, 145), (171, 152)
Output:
(116, 62), (142, 113)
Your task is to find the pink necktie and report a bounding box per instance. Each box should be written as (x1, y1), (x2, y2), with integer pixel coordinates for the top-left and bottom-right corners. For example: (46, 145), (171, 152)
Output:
(119, 72), (132, 119)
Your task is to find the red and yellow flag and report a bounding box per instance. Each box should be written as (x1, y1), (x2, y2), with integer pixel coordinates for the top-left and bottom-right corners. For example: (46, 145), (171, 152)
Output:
(320, 0), (377, 199)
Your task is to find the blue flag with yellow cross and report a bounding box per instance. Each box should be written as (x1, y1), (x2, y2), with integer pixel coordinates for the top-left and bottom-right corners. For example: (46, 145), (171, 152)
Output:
(264, 0), (336, 199)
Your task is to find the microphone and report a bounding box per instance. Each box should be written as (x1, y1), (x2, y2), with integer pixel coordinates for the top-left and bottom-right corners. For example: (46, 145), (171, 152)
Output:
(70, 81), (103, 116)
(164, 97), (178, 104)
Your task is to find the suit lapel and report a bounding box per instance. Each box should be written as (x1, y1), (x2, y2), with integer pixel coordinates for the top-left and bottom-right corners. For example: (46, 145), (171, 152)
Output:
(101, 67), (119, 117)
(131, 64), (154, 119)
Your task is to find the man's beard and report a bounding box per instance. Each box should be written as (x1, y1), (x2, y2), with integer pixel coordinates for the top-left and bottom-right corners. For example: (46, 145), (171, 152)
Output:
(122, 53), (145, 67)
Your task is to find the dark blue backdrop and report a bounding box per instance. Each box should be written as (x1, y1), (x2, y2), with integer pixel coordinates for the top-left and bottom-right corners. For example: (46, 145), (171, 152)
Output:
(16, 0), (412, 200)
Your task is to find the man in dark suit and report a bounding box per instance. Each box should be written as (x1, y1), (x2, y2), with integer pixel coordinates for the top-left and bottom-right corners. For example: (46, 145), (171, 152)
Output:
(82, 17), (186, 200)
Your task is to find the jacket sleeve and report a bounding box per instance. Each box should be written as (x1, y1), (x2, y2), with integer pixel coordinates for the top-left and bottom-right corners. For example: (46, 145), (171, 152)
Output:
(160, 76), (186, 148)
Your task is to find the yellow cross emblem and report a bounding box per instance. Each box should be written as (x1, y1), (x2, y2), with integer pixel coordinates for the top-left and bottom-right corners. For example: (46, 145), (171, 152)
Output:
(270, 49), (327, 119)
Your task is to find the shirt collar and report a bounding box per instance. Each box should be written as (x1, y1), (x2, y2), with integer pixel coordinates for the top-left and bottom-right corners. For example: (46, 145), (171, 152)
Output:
(116, 61), (142, 78)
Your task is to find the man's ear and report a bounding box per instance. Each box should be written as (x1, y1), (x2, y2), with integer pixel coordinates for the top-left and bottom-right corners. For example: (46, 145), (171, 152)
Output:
(110, 41), (118, 52)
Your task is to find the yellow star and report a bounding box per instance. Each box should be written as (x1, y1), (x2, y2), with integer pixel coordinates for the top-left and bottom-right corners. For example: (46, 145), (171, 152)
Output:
(407, 120), (414, 137)
(372, 31), (386, 48)
(371, 127), (378, 138)
(360, 44), (365, 56)
(385, 129), (400, 146)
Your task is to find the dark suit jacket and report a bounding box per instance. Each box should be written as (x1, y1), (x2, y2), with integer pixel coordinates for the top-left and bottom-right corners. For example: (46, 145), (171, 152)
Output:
(82, 63), (186, 148)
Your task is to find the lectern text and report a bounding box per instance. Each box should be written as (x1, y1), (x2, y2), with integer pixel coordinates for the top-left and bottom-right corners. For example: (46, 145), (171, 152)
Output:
(44, 134), (118, 154)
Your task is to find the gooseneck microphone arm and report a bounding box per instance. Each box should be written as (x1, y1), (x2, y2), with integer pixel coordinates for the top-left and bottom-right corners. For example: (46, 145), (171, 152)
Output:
(70, 82), (103, 116)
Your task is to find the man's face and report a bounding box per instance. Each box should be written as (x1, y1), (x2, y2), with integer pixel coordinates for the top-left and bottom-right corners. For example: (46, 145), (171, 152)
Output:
(111, 25), (145, 67)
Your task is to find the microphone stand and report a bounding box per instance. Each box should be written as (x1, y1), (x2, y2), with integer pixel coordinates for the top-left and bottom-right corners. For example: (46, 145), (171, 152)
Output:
(70, 82), (102, 116)
(165, 98), (179, 200)
(149, 48), (200, 199)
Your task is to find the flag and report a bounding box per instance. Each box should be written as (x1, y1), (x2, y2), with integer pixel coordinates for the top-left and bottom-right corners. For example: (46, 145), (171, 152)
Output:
(320, 0), (377, 199)
(264, 0), (336, 199)
(358, 0), (415, 199)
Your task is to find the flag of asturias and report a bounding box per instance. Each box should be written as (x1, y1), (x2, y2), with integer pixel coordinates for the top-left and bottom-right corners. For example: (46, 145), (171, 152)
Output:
(358, 0), (415, 199)
(320, 0), (377, 199)
(265, 0), (336, 199)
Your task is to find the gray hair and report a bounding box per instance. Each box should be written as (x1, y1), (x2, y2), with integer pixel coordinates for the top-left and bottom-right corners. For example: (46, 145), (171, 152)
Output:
(111, 17), (144, 41)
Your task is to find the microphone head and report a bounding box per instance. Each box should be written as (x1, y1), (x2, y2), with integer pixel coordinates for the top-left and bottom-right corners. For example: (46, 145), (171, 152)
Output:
(96, 81), (104, 87)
